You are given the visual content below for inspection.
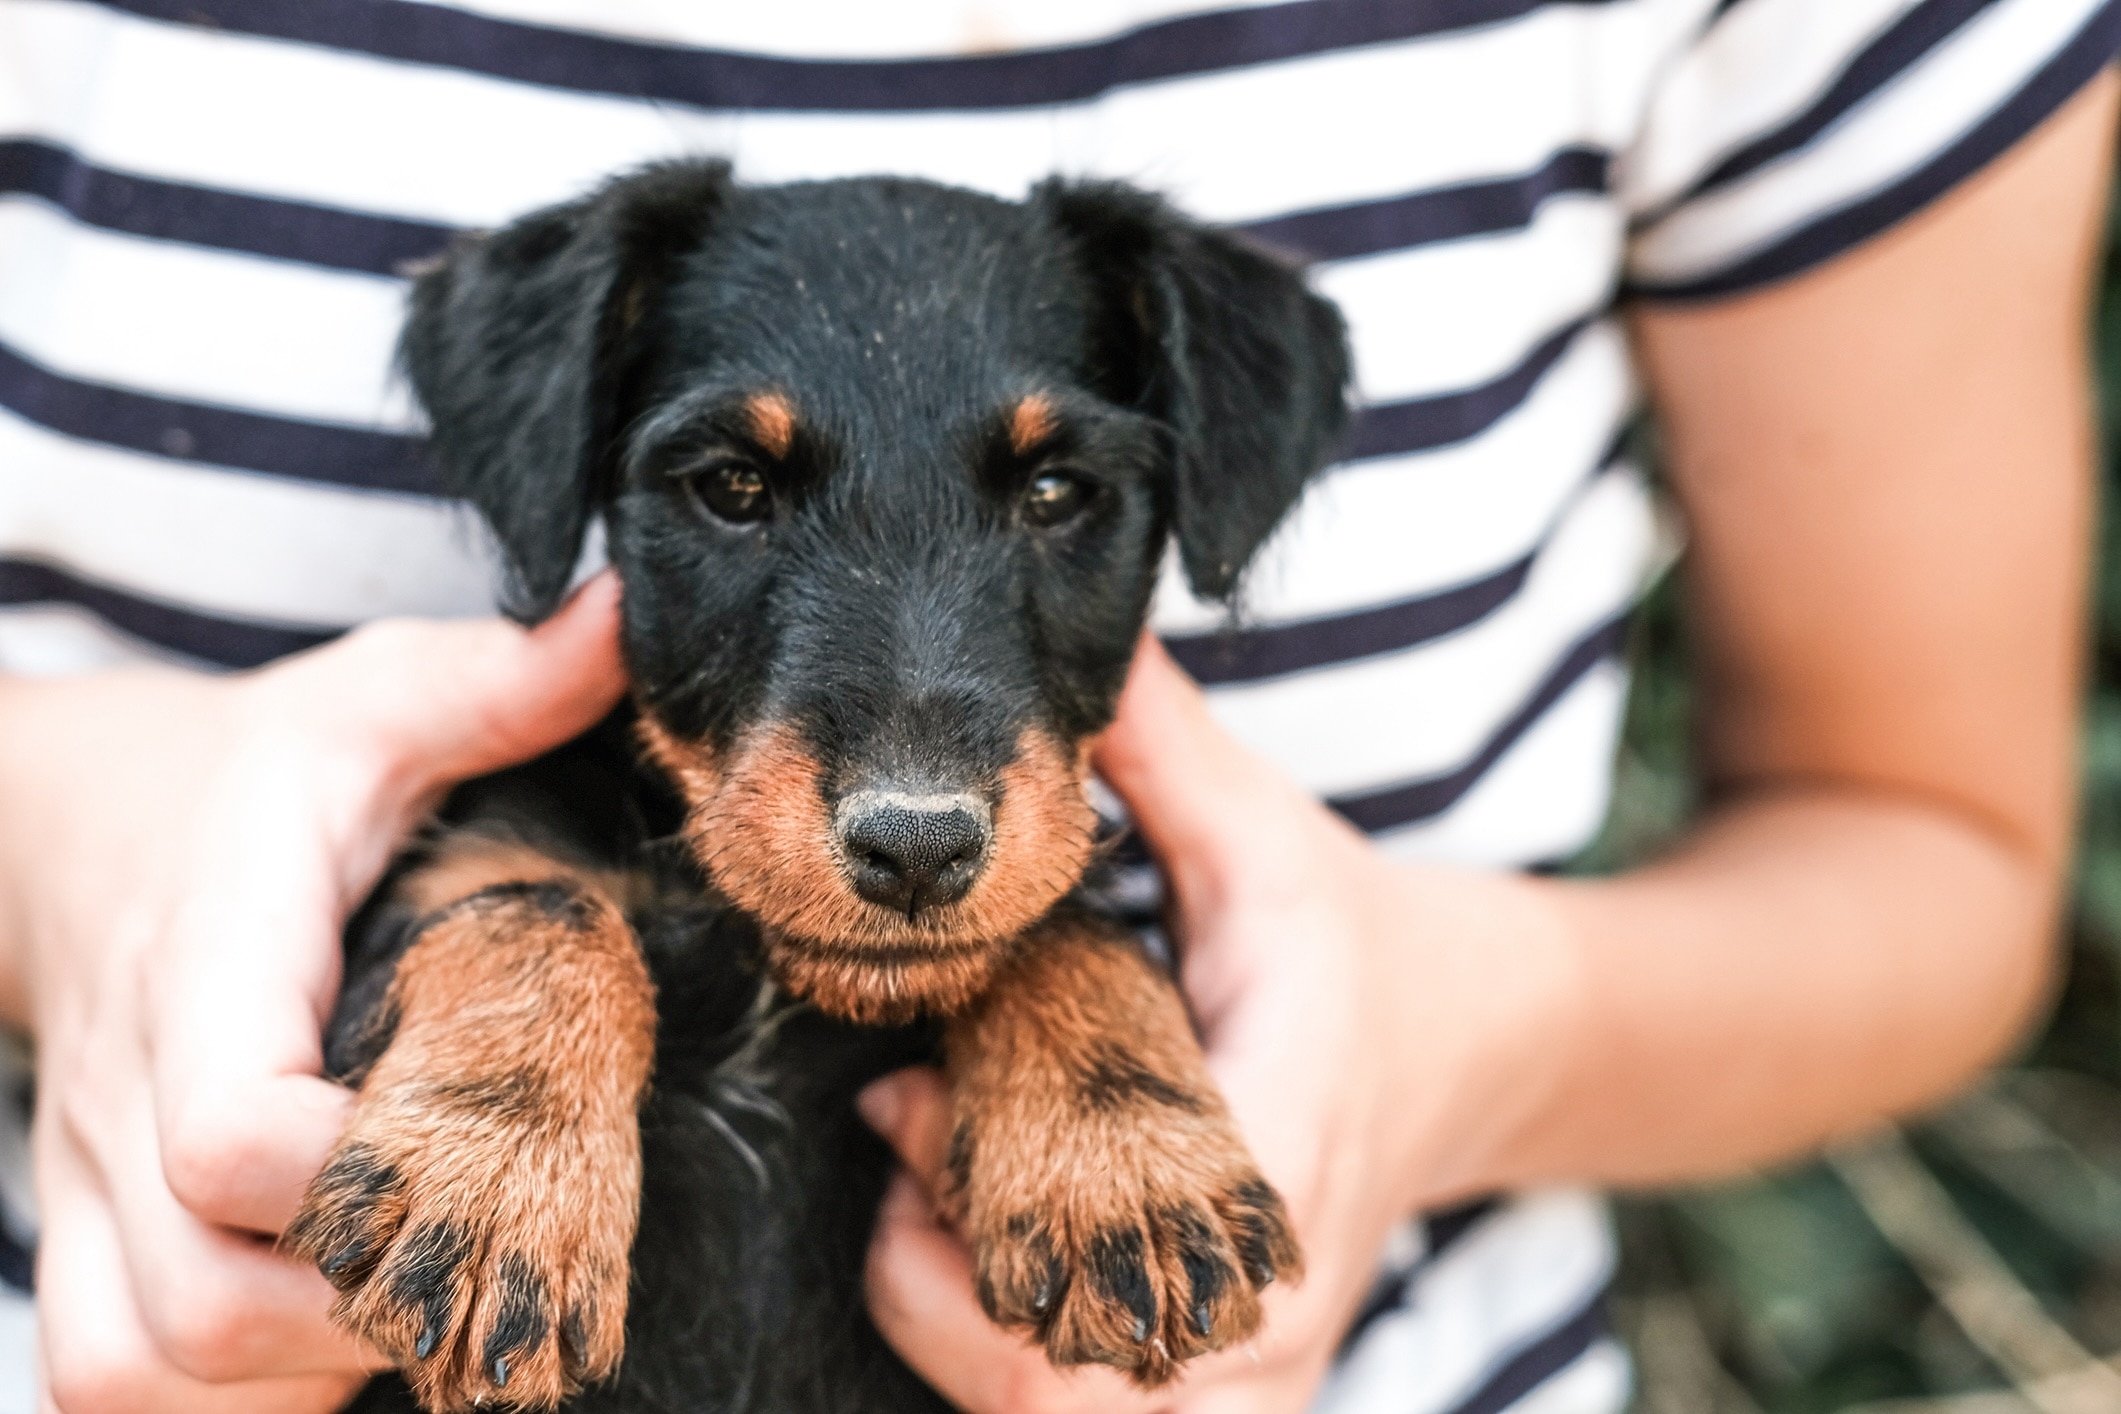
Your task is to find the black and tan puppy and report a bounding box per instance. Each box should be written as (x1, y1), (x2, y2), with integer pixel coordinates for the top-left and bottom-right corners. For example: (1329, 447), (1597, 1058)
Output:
(286, 161), (1350, 1413)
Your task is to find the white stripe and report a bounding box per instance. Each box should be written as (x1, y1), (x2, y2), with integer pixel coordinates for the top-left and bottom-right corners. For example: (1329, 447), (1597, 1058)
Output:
(1373, 660), (1626, 868)
(0, 410), (497, 627)
(1630, 0), (2103, 283)
(1151, 320), (1635, 633)
(0, 601), (200, 675)
(1197, 467), (1655, 798)
(3, 0), (1692, 231)
(397, 0), (1294, 60)
(0, 1291), (29, 1414)
(0, 200), (416, 430)
(0, 186), (1619, 438)
(1316, 193), (1622, 407)
(0, 0), (738, 230)
(1310, 1190), (1615, 1414)
(1617, 0), (1922, 214)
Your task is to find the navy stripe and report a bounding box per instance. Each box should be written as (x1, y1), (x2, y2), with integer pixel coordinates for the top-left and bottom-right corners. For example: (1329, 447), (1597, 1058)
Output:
(0, 139), (456, 278)
(0, 1226), (30, 1296)
(0, 306), (1591, 499)
(1327, 612), (1627, 833)
(1169, 554), (1527, 685)
(1443, 1289), (1608, 1414)
(1425, 1195), (1504, 1256)
(82, 0), (1612, 113)
(0, 560), (335, 669)
(1632, 1), (2121, 301)
(1338, 1197), (1504, 1354)
(1164, 433), (1625, 686)
(2, 134), (1600, 278)
(1243, 147), (1609, 263)
(1345, 317), (1591, 462)
(1654, 0), (2000, 218)
(0, 341), (436, 496)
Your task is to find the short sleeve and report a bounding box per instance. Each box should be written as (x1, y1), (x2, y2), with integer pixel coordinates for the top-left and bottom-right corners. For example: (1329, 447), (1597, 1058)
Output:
(1622, 0), (2121, 300)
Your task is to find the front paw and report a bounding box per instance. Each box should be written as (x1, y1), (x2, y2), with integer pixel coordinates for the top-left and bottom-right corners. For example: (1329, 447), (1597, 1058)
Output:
(955, 1094), (1300, 1385)
(284, 887), (653, 1412)
(285, 1106), (633, 1411)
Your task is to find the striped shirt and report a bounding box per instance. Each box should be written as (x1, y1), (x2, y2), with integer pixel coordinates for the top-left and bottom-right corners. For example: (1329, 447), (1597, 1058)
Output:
(2, 2), (2114, 1410)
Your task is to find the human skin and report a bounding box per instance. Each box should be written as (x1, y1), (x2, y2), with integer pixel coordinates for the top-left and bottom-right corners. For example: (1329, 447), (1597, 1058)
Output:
(0, 577), (627, 1412)
(0, 68), (2111, 1414)
(853, 68), (2120, 1414)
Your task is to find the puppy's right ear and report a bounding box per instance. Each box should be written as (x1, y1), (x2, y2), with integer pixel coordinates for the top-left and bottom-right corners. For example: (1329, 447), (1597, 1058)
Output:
(402, 159), (734, 621)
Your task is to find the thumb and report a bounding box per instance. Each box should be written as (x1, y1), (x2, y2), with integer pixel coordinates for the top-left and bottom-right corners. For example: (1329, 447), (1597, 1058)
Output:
(150, 575), (626, 1234)
(1092, 636), (1308, 896)
(856, 1067), (956, 1195)
(286, 571), (628, 797)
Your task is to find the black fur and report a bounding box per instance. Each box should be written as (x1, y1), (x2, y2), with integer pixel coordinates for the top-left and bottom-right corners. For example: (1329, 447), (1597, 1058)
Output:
(337, 724), (947, 1413)
(332, 164), (1350, 1412)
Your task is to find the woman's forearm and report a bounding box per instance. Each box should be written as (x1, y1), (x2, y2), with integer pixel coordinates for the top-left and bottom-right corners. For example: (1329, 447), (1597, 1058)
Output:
(1462, 786), (2058, 1198)
(1444, 73), (2121, 1207)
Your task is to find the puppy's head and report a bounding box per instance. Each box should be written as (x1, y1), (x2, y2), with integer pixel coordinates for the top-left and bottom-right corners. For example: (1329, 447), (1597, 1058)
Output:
(405, 161), (1349, 1021)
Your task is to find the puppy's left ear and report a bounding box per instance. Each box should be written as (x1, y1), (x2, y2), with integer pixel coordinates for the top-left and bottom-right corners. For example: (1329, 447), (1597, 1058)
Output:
(1040, 182), (1352, 601)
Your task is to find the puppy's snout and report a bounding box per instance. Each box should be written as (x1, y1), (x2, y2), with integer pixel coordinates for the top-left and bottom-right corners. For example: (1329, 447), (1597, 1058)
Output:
(839, 793), (991, 916)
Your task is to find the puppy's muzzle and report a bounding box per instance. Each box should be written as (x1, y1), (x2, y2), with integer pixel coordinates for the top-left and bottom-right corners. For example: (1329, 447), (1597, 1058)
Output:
(837, 790), (992, 917)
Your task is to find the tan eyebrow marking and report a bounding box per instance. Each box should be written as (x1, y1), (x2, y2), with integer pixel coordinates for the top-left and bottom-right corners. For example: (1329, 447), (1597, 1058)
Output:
(745, 391), (797, 458)
(1009, 393), (1057, 455)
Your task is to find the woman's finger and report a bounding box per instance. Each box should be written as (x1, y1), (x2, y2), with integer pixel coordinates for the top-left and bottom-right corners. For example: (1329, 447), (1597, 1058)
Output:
(68, 1038), (377, 1384)
(38, 1212), (365, 1414)
(38, 1108), (371, 1408)
(855, 1067), (954, 1189)
(1092, 638), (1338, 908)
(294, 570), (628, 798)
(147, 850), (355, 1235)
(152, 577), (626, 1235)
(1091, 638), (1247, 869)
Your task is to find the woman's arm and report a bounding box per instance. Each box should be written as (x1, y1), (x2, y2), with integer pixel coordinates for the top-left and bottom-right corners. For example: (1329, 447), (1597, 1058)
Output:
(856, 67), (2120, 1414)
(1503, 63), (2117, 1189)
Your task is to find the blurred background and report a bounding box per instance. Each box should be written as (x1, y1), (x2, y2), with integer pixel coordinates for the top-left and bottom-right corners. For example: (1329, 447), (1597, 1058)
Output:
(1590, 190), (2121, 1414)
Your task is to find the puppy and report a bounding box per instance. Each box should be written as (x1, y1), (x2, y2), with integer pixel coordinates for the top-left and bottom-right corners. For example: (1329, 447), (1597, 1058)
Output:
(285, 161), (1351, 1413)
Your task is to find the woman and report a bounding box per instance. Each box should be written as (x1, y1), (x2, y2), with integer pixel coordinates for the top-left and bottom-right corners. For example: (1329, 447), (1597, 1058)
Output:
(0, 1), (2114, 1409)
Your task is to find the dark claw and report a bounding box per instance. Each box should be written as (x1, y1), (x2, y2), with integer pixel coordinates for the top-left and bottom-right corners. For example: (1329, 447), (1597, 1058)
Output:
(1090, 1228), (1157, 1346)
(974, 1272), (1000, 1323)
(388, 1220), (469, 1364)
(559, 1304), (591, 1379)
(1230, 1180), (1290, 1289)
(481, 1254), (549, 1385)
(1031, 1254), (1065, 1318)
(1171, 1209), (1228, 1337)
(317, 1237), (376, 1286)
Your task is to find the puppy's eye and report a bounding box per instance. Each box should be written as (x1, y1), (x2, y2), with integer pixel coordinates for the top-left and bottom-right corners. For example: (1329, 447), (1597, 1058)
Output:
(683, 460), (771, 525)
(1021, 472), (1095, 529)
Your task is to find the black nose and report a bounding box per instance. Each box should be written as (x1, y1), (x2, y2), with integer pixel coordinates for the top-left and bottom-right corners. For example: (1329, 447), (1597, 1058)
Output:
(840, 795), (991, 916)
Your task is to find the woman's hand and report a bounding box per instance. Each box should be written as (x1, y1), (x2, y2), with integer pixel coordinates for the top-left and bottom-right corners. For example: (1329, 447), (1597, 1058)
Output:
(0, 575), (626, 1414)
(857, 637), (1576, 1414)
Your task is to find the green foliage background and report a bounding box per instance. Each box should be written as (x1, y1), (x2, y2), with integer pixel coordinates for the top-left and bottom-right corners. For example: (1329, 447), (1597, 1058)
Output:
(1597, 199), (2121, 1412)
